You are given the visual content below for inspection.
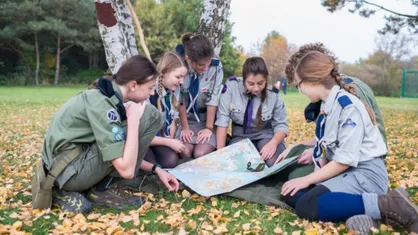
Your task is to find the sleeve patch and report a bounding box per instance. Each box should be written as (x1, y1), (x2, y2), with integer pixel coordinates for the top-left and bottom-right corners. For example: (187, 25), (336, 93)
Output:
(107, 108), (121, 122)
(342, 118), (357, 128)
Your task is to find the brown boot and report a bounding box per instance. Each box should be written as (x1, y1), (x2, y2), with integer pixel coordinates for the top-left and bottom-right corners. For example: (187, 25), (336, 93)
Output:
(378, 188), (418, 233)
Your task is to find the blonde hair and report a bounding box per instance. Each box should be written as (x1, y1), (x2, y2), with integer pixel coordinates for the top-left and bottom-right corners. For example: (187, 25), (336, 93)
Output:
(295, 51), (376, 124)
(155, 52), (186, 112)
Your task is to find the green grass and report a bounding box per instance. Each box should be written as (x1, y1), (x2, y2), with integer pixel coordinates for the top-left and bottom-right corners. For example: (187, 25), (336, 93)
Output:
(0, 86), (85, 104)
(0, 86), (417, 234)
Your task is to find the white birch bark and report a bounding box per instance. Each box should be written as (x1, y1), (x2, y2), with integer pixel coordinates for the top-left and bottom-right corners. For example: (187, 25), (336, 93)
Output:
(95, 0), (138, 74)
(198, 0), (232, 56)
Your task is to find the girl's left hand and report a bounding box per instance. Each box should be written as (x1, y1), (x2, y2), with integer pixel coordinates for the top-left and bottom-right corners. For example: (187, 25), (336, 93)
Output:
(281, 177), (311, 196)
(260, 141), (277, 160)
(156, 168), (179, 192)
(196, 128), (213, 144)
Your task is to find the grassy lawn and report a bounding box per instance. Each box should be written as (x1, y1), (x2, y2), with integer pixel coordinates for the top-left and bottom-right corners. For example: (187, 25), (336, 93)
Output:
(0, 87), (417, 234)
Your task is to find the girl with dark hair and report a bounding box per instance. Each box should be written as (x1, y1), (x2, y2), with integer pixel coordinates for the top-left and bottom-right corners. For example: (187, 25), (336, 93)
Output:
(215, 57), (288, 167)
(276, 51), (418, 234)
(35, 55), (179, 214)
(175, 33), (224, 158)
(145, 52), (188, 168)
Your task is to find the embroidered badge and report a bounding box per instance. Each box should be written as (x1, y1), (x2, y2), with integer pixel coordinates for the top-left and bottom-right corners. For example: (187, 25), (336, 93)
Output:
(114, 133), (124, 142)
(107, 108), (120, 122)
(342, 118), (357, 128)
(111, 125), (125, 141)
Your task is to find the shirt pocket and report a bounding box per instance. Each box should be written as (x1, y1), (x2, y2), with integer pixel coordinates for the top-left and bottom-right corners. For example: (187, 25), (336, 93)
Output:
(261, 105), (273, 122)
(230, 104), (244, 124)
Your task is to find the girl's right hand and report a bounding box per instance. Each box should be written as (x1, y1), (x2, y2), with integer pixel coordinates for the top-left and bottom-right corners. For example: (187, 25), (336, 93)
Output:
(168, 139), (186, 153)
(274, 145), (294, 164)
(125, 102), (146, 122)
(180, 129), (194, 143)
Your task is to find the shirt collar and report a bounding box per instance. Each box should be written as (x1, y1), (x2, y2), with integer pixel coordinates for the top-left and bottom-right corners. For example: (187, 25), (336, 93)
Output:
(322, 85), (342, 115)
(112, 81), (123, 100)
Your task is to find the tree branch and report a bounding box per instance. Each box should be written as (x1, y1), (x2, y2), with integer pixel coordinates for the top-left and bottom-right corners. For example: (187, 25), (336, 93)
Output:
(347, 0), (418, 18)
(60, 44), (74, 54)
(125, 0), (152, 61)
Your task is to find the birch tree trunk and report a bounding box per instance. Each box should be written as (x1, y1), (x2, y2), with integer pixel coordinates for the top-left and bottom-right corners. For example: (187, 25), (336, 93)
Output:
(197, 0), (232, 56)
(94, 0), (138, 74)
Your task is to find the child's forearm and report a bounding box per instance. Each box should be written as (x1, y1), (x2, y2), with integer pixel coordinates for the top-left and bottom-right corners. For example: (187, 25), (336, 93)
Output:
(307, 160), (349, 184)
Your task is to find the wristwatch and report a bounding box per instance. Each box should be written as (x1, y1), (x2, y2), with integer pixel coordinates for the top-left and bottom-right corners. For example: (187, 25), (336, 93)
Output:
(152, 164), (161, 174)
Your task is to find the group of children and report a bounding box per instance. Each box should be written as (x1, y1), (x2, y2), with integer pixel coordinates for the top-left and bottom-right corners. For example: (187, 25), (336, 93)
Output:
(35, 33), (418, 233)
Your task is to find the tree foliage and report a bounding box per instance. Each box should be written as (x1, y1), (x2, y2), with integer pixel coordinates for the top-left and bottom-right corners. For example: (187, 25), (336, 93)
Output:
(321, 0), (418, 34)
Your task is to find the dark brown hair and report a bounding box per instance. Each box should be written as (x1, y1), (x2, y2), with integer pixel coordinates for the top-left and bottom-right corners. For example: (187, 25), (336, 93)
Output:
(181, 33), (214, 62)
(295, 51), (376, 124)
(242, 57), (269, 128)
(89, 54), (158, 88)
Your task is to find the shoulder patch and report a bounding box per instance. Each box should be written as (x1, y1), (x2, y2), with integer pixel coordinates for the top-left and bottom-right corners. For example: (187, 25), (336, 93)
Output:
(211, 58), (220, 66)
(344, 77), (353, 84)
(337, 95), (352, 108)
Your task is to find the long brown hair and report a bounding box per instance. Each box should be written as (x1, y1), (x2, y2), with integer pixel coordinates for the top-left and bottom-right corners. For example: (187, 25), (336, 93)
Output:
(242, 57), (269, 128)
(295, 51), (376, 124)
(89, 54), (158, 88)
(155, 52), (186, 111)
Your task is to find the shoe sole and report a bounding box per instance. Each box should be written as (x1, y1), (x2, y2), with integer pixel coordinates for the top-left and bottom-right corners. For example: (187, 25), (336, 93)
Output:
(395, 188), (418, 217)
(395, 187), (409, 198)
(346, 215), (380, 235)
(53, 192), (92, 214)
(90, 199), (145, 209)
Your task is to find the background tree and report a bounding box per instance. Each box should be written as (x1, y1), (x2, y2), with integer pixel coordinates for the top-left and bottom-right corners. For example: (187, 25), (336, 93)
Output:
(94, 0), (139, 74)
(197, 0), (232, 56)
(0, 0), (46, 84)
(260, 31), (290, 85)
(321, 0), (418, 34)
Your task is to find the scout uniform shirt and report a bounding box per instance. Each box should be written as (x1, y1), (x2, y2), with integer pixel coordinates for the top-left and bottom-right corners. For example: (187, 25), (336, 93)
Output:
(180, 58), (224, 122)
(215, 76), (289, 140)
(312, 85), (387, 168)
(148, 84), (180, 137)
(42, 82), (127, 185)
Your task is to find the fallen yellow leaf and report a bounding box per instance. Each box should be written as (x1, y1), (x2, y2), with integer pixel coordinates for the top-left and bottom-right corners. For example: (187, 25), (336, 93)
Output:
(13, 221), (23, 230)
(233, 210), (240, 218)
(182, 189), (191, 198)
(274, 227), (283, 234)
(242, 223), (251, 231)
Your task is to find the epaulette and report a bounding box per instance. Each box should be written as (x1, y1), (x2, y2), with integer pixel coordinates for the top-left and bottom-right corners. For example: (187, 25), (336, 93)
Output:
(344, 77), (353, 84)
(175, 44), (185, 57)
(227, 76), (238, 82)
(337, 95), (352, 108)
(211, 58), (220, 66)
